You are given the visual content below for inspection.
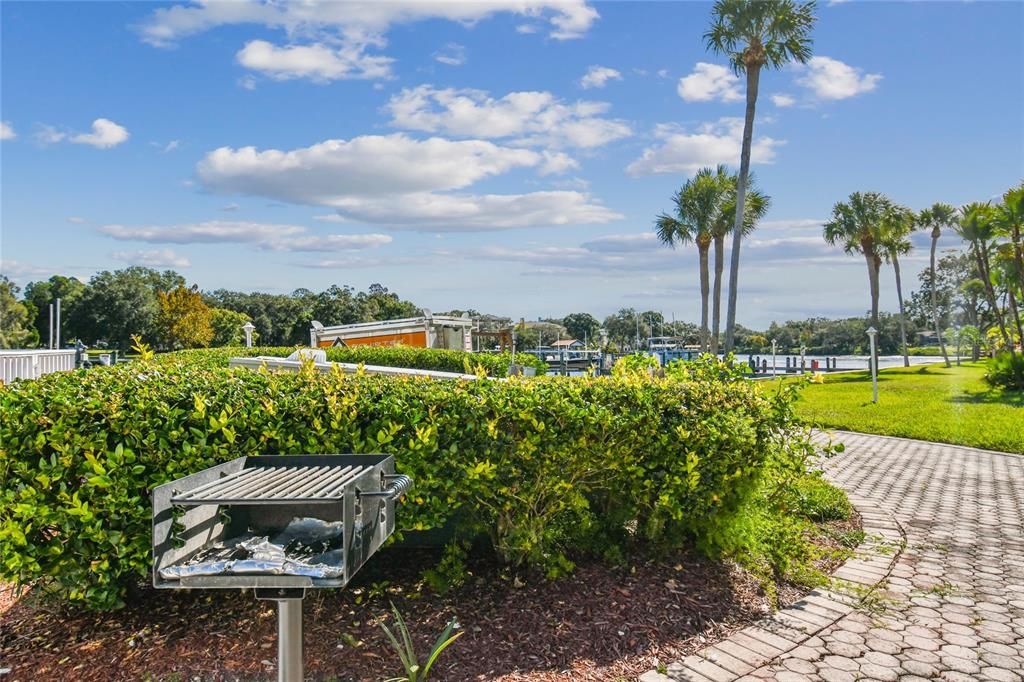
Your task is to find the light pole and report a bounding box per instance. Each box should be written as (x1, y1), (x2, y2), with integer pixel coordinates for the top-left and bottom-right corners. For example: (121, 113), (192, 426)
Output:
(242, 321), (255, 348)
(800, 344), (807, 373)
(771, 339), (777, 377)
(866, 326), (879, 404)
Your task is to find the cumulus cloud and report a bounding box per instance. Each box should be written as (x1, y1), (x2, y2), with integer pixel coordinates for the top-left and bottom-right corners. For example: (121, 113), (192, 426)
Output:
(677, 63), (741, 103)
(194, 133), (619, 230)
(70, 118), (130, 148)
(626, 119), (783, 176)
(433, 42), (466, 66)
(797, 56), (882, 100)
(112, 249), (191, 268)
(385, 86), (631, 149)
(0, 259), (53, 280)
(138, 1), (598, 81)
(98, 220), (391, 252)
(579, 65), (622, 89)
(0, 121), (15, 140)
(66, 216), (88, 224)
(771, 93), (796, 107)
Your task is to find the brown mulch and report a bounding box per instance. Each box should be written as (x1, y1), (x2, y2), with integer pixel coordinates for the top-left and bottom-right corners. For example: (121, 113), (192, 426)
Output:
(0, 519), (861, 682)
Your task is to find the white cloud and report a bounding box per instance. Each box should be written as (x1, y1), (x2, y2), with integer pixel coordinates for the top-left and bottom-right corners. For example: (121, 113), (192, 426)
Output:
(34, 125), (68, 145)
(797, 56), (882, 100)
(626, 119), (783, 176)
(516, 24), (539, 34)
(70, 118), (130, 148)
(433, 42), (466, 66)
(236, 40), (393, 82)
(98, 219), (392, 251)
(220, 203), (240, 211)
(138, 1), (597, 82)
(66, 216), (88, 224)
(301, 255), (418, 269)
(657, 69), (670, 79)
(0, 121), (15, 140)
(771, 93), (796, 107)
(676, 63), (741, 103)
(194, 133), (619, 230)
(312, 214), (349, 223)
(112, 249), (191, 268)
(238, 75), (258, 90)
(579, 65), (622, 89)
(0, 259), (52, 280)
(385, 86), (631, 149)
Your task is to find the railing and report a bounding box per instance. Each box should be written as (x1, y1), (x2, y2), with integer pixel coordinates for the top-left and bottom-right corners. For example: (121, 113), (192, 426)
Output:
(0, 349), (77, 384)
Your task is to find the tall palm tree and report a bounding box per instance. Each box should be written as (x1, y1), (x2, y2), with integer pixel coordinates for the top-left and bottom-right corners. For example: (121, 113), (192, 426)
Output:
(823, 191), (890, 369)
(917, 202), (957, 367)
(880, 204), (916, 367)
(995, 183), (1024, 296)
(656, 166), (732, 351)
(956, 202), (1016, 359)
(706, 0), (817, 352)
(711, 174), (770, 353)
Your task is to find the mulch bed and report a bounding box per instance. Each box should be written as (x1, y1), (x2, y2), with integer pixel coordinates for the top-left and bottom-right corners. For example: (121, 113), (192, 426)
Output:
(0, 517), (861, 682)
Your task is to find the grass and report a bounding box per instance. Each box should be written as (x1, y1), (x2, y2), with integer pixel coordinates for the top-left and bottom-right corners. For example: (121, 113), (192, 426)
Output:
(787, 362), (1024, 454)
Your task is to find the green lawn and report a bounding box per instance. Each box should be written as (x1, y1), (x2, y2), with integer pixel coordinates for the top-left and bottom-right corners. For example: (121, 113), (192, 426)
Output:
(788, 363), (1024, 454)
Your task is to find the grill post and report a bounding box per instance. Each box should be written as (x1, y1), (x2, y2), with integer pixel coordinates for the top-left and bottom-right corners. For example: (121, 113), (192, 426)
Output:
(277, 597), (303, 682)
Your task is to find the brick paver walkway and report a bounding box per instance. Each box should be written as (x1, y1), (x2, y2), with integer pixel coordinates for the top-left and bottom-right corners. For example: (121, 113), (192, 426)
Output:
(643, 431), (1024, 682)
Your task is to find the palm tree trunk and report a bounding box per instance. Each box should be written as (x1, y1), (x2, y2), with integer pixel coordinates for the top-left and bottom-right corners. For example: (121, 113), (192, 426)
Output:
(1009, 288), (1023, 349)
(930, 232), (951, 367)
(892, 252), (910, 367)
(712, 235), (724, 354)
(724, 64), (761, 353)
(699, 244), (711, 352)
(865, 249), (881, 371)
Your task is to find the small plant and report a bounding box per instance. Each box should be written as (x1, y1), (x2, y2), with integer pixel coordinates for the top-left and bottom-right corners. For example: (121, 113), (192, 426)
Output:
(130, 334), (155, 362)
(985, 351), (1024, 390)
(379, 603), (463, 682)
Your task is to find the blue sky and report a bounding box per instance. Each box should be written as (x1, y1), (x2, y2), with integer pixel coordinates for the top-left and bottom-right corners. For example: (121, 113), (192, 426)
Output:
(2, 0), (1022, 328)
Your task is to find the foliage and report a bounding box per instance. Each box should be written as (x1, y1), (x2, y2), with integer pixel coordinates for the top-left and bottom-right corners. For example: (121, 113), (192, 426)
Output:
(0, 276), (36, 349)
(792, 473), (854, 522)
(560, 312), (601, 345)
(209, 308), (253, 347)
(0, 352), (817, 609)
(156, 286), (213, 349)
(793, 363), (1024, 454)
(22, 275), (86, 346)
(158, 345), (547, 377)
(379, 603), (463, 682)
(612, 352), (660, 376)
(985, 351), (1024, 391)
(67, 267), (185, 350)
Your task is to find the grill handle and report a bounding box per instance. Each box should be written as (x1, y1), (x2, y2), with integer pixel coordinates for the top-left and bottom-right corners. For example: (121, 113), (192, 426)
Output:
(359, 474), (413, 501)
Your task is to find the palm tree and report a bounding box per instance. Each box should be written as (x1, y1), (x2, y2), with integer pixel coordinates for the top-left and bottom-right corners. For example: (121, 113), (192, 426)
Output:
(995, 183), (1024, 298)
(917, 202), (958, 367)
(956, 202), (1016, 359)
(656, 166), (732, 351)
(880, 204), (916, 367)
(823, 191), (890, 370)
(711, 174), (770, 353)
(705, 0), (817, 352)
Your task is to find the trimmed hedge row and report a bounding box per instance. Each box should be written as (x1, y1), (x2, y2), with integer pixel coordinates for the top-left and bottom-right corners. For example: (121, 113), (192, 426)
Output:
(0, 356), (816, 610)
(158, 345), (549, 377)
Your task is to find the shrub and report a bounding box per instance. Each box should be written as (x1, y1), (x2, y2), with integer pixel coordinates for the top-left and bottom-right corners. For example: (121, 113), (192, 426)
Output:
(159, 345), (548, 377)
(985, 351), (1024, 390)
(1, 355), (828, 610)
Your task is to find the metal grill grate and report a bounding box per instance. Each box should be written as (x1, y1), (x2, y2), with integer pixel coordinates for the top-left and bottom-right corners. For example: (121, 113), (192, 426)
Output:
(170, 464), (373, 505)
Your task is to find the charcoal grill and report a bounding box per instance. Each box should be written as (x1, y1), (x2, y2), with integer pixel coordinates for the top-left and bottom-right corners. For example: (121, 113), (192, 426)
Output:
(153, 454), (412, 681)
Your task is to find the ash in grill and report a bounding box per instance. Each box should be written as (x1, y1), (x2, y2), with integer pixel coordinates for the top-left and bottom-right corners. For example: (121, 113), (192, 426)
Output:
(152, 454), (412, 681)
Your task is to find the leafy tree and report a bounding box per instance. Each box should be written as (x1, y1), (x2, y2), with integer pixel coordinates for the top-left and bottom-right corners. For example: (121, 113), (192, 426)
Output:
(823, 191), (891, 368)
(358, 283), (420, 321)
(209, 307), (252, 346)
(712, 172), (770, 352)
(879, 203), (916, 366)
(917, 202), (958, 366)
(22, 275), (86, 347)
(514, 321), (567, 351)
(69, 267), (185, 349)
(602, 308), (648, 349)
(561, 312), (600, 345)
(956, 202), (1016, 360)
(656, 165), (733, 350)
(0, 276), (36, 349)
(156, 285), (213, 349)
(705, 0), (817, 351)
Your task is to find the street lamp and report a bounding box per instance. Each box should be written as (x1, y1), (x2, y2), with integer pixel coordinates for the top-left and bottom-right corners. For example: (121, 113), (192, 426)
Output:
(800, 344), (807, 373)
(771, 339), (777, 377)
(242, 321), (255, 348)
(866, 326), (879, 404)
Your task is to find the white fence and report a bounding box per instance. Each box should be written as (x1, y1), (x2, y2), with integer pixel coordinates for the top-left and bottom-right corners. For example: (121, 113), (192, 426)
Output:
(0, 349), (77, 384)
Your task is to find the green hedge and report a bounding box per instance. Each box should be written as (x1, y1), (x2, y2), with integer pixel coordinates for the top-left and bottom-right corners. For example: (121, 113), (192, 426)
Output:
(158, 345), (548, 377)
(0, 356), (821, 610)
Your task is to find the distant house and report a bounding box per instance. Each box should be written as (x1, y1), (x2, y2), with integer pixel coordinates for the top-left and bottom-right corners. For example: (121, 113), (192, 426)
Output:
(551, 339), (585, 350)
